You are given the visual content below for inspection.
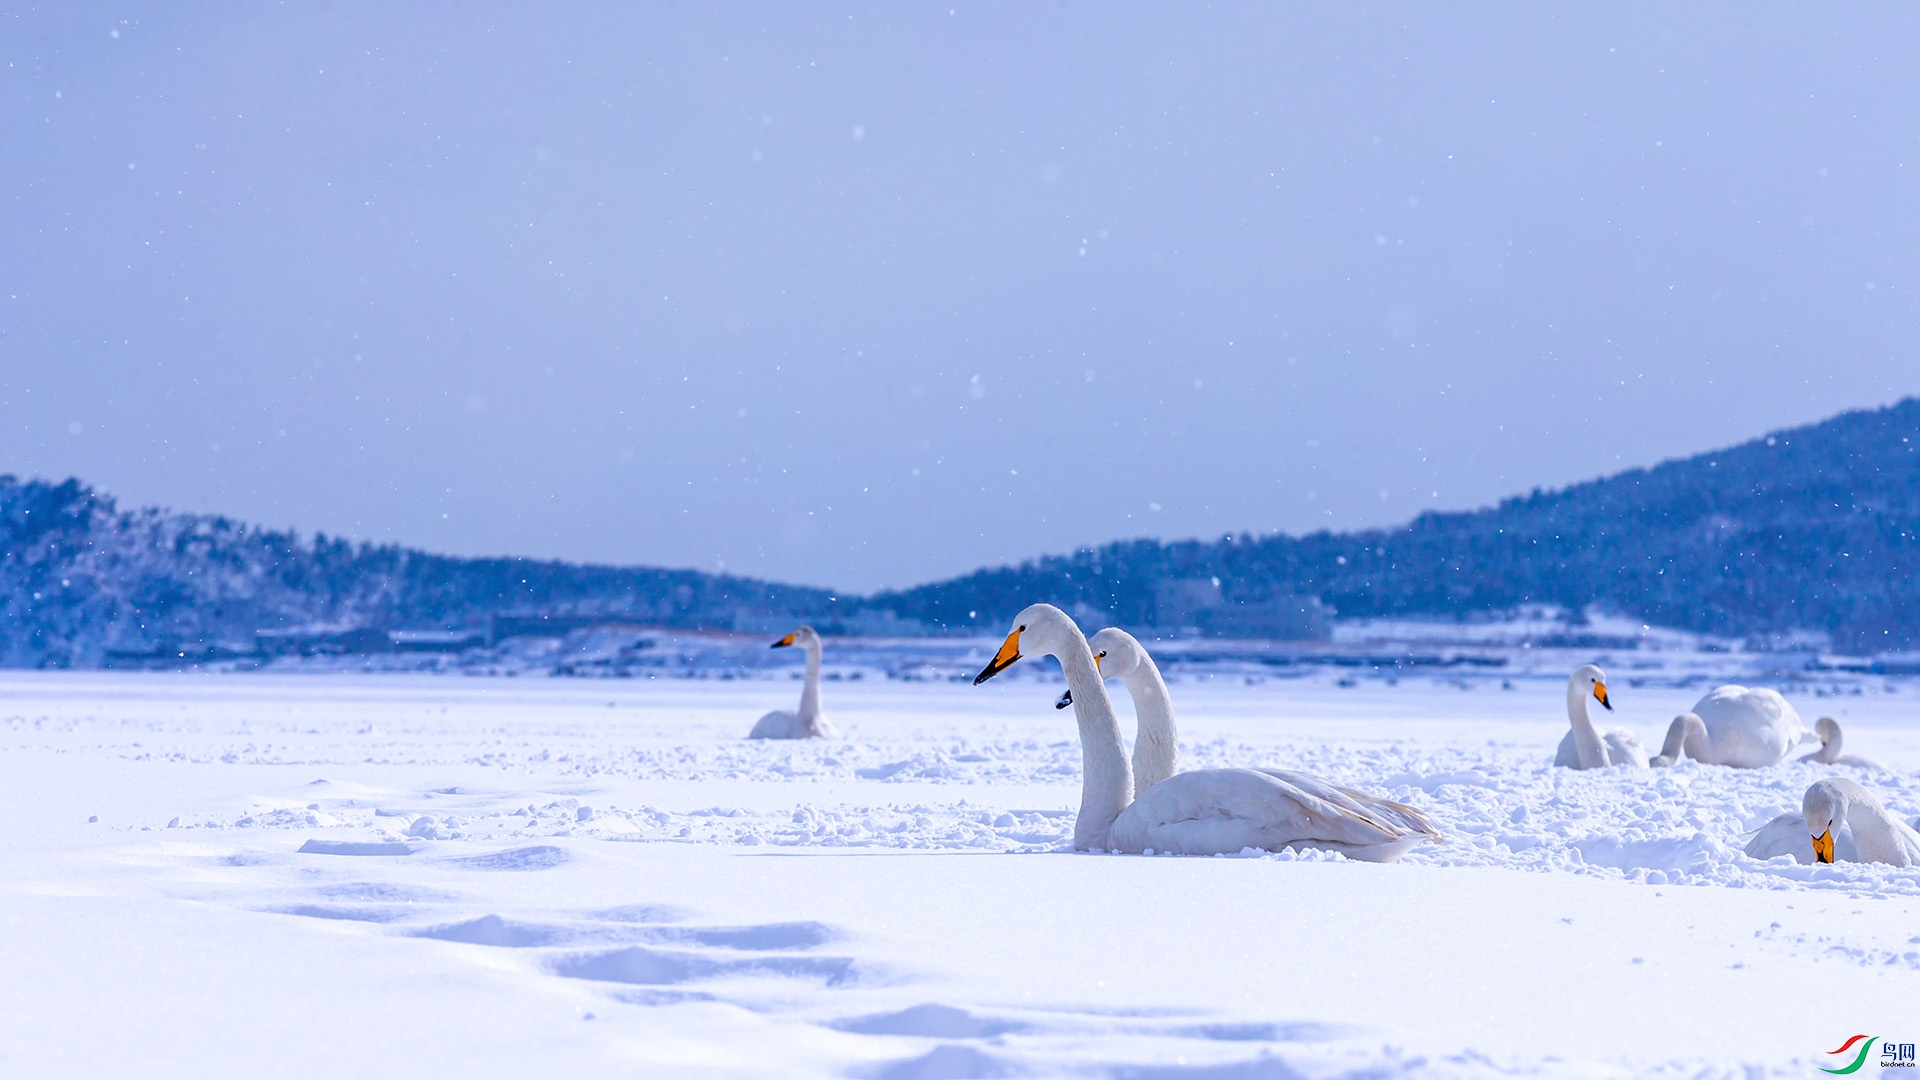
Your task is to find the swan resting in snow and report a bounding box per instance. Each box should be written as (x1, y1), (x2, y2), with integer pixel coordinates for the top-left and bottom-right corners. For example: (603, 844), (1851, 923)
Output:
(1743, 777), (1920, 866)
(1554, 665), (1649, 769)
(1656, 684), (1810, 768)
(748, 626), (840, 740)
(975, 604), (1441, 860)
(1798, 717), (1883, 769)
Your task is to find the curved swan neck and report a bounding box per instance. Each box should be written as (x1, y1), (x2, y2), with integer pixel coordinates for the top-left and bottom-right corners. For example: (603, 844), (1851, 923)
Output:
(1655, 714), (1708, 765)
(1058, 642), (1132, 850)
(1844, 795), (1907, 861)
(1565, 678), (1609, 769)
(1120, 655), (1179, 793)
(1817, 722), (1842, 763)
(797, 638), (823, 724)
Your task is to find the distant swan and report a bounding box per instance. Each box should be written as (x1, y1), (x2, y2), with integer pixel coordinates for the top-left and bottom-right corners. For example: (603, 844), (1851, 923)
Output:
(1799, 717), (1883, 769)
(1554, 665), (1648, 769)
(977, 605), (1441, 861)
(1651, 684), (1810, 768)
(1744, 777), (1920, 866)
(748, 626), (840, 739)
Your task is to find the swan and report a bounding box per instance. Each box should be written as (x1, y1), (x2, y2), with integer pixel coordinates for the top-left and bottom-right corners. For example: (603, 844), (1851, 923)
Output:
(1743, 778), (1920, 866)
(1668, 684), (1810, 767)
(748, 626), (840, 740)
(1799, 717), (1883, 769)
(1553, 665), (1649, 769)
(974, 604), (1441, 860)
(1650, 713), (1706, 767)
(1055, 627), (1178, 792)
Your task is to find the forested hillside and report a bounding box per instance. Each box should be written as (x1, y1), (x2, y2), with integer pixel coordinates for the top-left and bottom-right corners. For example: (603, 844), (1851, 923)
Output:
(5, 399), (1916, 666)
(874, 398), (1920, 650)
(0, 478), (835, 666)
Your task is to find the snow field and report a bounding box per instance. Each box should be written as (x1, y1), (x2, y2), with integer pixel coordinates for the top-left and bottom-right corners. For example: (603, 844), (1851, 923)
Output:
(3, 669), (1919, 1077)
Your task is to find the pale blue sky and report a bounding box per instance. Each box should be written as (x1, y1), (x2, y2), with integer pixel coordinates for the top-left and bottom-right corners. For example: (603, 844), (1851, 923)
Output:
(3, 5), (1916, 591)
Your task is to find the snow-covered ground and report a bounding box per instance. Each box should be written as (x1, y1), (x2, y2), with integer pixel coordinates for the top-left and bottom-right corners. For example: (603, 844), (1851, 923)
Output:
(4, 662), (1919, 1077)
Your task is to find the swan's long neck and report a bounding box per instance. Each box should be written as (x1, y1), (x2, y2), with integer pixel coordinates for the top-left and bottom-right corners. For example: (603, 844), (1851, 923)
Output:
(1121, 657), (1179, 794)
(1566, 680), (1609, 769)
(797, 640), (823, 728)
(1843, 791), (1906, 863)
(1656, 714), (1708, 765)
(1059, 641), (1132, 851)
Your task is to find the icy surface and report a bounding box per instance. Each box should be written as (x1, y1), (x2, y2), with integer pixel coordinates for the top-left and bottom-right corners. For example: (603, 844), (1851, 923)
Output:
(3, 666), (1918, 1077)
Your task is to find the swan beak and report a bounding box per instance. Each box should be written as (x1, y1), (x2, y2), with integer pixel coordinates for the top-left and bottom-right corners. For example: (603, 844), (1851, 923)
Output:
(771, 633), (796, 649)
(974, 628), (1023, 685)
(1593, 681), (1613, 711)
(1812, 829), (1835, 863)
(1055, 689), (1073, 710)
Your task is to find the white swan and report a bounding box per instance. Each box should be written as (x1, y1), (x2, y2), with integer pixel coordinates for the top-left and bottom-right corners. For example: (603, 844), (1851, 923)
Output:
(1553, 665), (1649, 769)
(1799, 717), (1883, 769)
(975, 604), (1441, 860)
(1650, 713), (1706, 767)
(748, 626), (840, 740)
(1668, 684), (1810, 768)
(1743, 778), (1920, 866)
(1086, 627), (1179, 793)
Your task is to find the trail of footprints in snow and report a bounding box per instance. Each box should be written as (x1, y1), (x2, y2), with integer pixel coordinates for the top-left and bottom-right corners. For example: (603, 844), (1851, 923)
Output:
(254, 852), (1390, 1079)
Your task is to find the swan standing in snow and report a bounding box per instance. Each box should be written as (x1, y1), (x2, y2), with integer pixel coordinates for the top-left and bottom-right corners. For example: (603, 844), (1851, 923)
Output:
(1744, 777), (1920, 866)
(975, 604), (1441, 860)
(1799, 717), (1883, 769)
(1055, 627), (1178, 792)
(1650, 684), (1811, 768)
(1554, 665), (1649, 769)
(748, 627), (840, 740)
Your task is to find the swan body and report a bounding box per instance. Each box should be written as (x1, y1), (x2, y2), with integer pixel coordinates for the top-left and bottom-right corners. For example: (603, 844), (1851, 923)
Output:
(1745, 778), (1920, 866)
(1799, 717), (1883, 769)
(1111, 766), (1441, 862)
(748, 627), (840, 740)
(975, 605), (1440, 859)
(1086, 627), (1178, 793)
(1553, 665), (1648, 769)
(1681, 684), (1808, 768)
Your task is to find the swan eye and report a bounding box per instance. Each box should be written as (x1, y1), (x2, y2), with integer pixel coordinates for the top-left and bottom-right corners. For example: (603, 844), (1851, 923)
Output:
(1096, 651), (1107, 659)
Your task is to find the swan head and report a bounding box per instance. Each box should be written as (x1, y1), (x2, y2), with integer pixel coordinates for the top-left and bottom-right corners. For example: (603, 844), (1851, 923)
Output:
(1086, 627), (1145, 680)
(1802, 778), (1857, 863)
(975, 603), (1085, 685)
(1814, 716), (1841, 748)
(1054, 627), (1147, 708)
(771, 626), (820, 650)
(1569, 664), (1612, 711)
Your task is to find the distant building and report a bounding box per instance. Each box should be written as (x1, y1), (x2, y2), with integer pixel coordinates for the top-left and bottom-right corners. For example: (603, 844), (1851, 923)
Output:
(1153, 578), (1330, 640)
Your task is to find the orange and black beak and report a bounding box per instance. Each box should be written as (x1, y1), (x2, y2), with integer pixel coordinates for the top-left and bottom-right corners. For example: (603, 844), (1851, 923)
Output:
(1593, 681), (1613, 711)
(771, 632), (796, 649)
(1812, 829), (1835, 864)
(974, 627), (1023, 685)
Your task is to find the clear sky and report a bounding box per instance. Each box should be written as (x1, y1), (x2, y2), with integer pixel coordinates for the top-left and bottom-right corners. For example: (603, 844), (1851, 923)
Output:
(3, 5), (1916, 592)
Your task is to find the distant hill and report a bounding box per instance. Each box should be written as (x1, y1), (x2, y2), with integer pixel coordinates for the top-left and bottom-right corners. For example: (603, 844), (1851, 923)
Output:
(870, 398), (1920, 651)
(0, 478), (836, 667)
(6, 398), (1917, 667)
